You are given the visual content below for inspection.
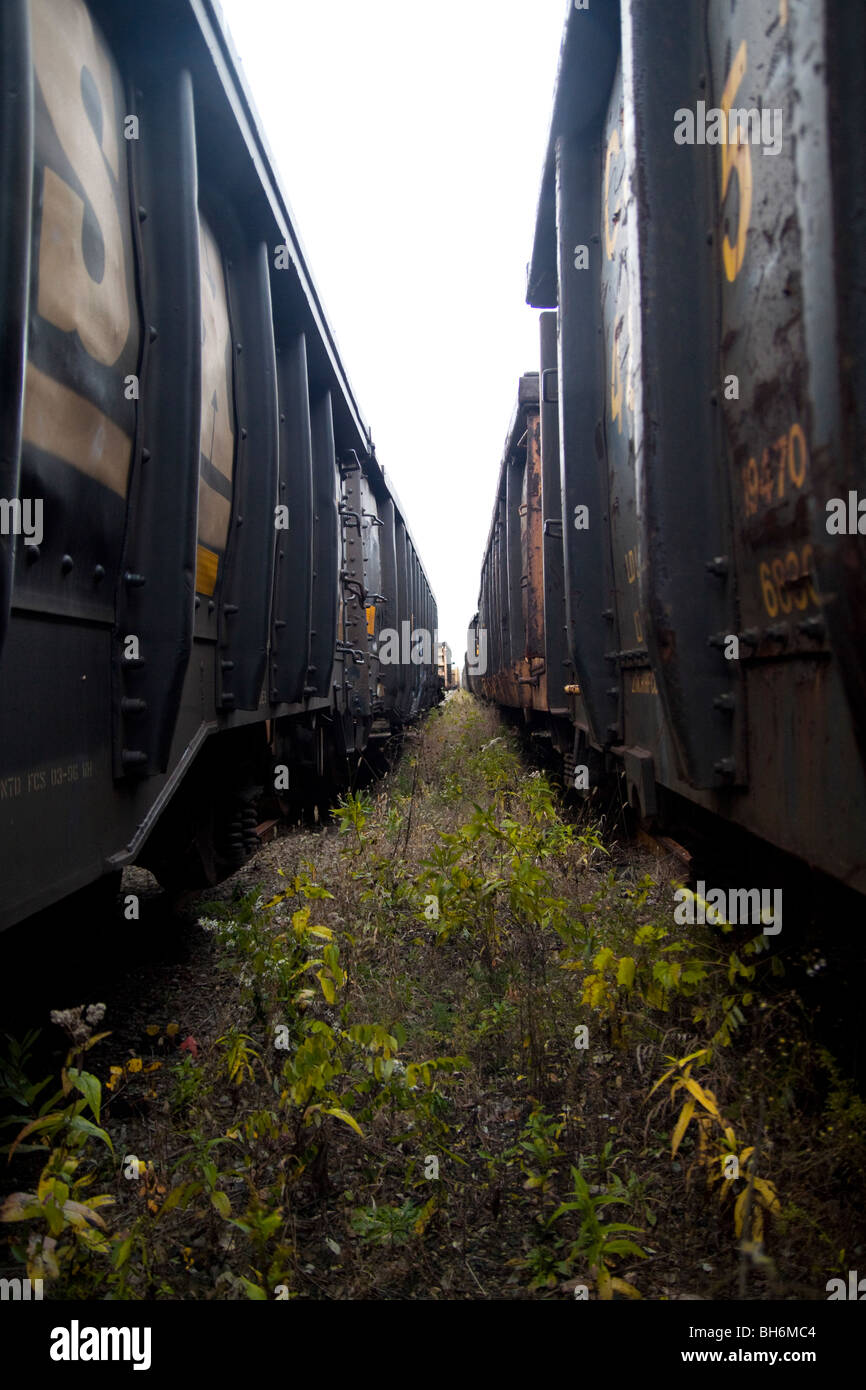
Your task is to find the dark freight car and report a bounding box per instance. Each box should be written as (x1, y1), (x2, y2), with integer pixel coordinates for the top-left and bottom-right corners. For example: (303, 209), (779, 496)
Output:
(0, 0), (438, 930)
(469, 0), (866, 895)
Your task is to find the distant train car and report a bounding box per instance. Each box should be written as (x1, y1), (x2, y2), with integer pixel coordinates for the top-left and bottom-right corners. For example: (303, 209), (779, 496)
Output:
(0, 0), (437, 928)
(437, 642), (459, 693)
(470, 0), (866, 896)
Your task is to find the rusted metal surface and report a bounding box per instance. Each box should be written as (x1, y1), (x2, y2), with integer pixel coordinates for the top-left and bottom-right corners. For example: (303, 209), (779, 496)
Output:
(520, 407), (547, 713)
(474, 376), (553, 716)
(539, 311), (574, 718)
(0, 0), (440, 930)
(471, 0), (866, 894)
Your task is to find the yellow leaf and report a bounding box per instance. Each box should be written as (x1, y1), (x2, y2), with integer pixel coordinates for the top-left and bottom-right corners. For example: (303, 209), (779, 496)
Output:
(671, 1098), (696, 1157)
(165, 1023), (179, 1038)
(145, 1025), (159, 1037)
(753, 1177), (780, 1214)
(675, 1048), (710, 1068)
(317, 972), (336, 1005)
(127, 1058), (142, 1074)
(679, 1076), (720, 1119)
(321, 1106), (363, 1137)
(62, 1199), (107, 1230)
(734, 1188), (750, 1238)
(609, 1277), (642, 1299)
(648, 1059), (683, 1098)
(0, 1192), (41, 1222)
(596, 1267), (613, 1300)
(413, 1197), (437, 1235)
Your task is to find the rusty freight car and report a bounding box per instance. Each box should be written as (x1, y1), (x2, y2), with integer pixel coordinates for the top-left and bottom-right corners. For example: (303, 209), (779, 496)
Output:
(468, 0), (866, 896)
(0, 0), (438, 930)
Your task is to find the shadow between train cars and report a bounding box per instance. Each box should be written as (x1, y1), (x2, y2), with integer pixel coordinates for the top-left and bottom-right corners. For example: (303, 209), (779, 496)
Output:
(0, 0), (439, 933)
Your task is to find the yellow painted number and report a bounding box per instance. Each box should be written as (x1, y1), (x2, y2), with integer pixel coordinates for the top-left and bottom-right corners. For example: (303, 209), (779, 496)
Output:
(603, 125), (621, 262)
(758, 547), (819, 618)
(720, 40), (752, 283)
(31, 0), (131, 365)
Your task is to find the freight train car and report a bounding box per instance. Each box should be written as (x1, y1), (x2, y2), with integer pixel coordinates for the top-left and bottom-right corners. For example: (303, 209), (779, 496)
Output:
(468, 0), (866, 896)
(437, 643), (459, 693)
(0, 0), (438, 930)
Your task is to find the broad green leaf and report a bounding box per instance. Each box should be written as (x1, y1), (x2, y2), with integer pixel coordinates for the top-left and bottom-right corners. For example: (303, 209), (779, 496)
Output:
(7, 1112), (65, 1160)
(0, 1191), (42, 1222)
(67, 1068), (102, 1124)
(211, 1190), (231, 1218)
(113, 1236), (134, 1269)
(616, 956), (636, 989)
(67, 1114), (114, 1152)
(157, 1183), (194, 1219)
(603, 1239), (647, 1259)
(317, 972), (336, 1005)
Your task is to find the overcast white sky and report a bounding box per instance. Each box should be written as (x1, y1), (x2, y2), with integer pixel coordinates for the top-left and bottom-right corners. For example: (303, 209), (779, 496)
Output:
(218, 0), (567, 659)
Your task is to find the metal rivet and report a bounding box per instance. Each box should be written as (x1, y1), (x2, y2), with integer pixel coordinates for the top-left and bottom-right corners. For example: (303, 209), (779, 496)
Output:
(705, 556), (729, 577)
